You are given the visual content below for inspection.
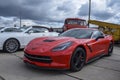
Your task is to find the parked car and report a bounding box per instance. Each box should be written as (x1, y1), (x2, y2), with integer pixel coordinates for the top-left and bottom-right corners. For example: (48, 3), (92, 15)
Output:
(0, 26), (59, 53)
(24, 28), (114, 72)
(63, 18), (87, 31)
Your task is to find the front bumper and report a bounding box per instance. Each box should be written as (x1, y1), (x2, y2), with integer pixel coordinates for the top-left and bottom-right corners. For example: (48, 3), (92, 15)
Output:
(23, 51), (72, 69)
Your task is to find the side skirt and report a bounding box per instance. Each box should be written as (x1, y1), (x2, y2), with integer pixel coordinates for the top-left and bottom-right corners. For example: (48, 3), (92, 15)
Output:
(86, 53), (105, 64)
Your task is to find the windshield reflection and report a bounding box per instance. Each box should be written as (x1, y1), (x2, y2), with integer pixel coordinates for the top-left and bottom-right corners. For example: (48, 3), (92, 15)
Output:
(60, 29), (93, 39)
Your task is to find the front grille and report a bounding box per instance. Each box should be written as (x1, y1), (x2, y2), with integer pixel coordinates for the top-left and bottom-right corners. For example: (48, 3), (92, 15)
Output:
(24, 53), (52, 63)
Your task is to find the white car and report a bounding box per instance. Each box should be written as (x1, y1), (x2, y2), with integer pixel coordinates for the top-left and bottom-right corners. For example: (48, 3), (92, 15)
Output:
(0, 26), (59, 53)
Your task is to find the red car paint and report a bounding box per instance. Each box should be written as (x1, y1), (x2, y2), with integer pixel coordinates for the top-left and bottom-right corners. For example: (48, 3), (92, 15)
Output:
(23, 28), (113, 70)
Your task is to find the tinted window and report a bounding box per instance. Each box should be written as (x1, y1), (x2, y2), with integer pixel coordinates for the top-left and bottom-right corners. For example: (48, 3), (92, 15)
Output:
(18, 27), (30, 32)
(28, 27), (49, 33)
(66, 20), (78, 24)
(65, 20), (85, 26)
(3, 28), (18, 32)
(60, 29), (93, 39)
(91, 31), (104, 39)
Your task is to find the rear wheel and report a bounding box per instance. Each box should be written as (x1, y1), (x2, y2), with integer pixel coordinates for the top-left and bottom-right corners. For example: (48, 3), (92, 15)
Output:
(3, 39), (19, 53)
(70, 47), (86, 72)
(106, 42), (113, 56)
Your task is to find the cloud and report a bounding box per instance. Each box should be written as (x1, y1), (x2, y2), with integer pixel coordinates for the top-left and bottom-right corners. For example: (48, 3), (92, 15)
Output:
(92, 11), (114, 20)
(0, 0), (52, 20)
(0, 0), (85, 22)
(78, 0), (115, 20)
(0, 16), (19, 27)
(78, 3), (89, 17)
(108, 0), (120, 6)
(0, 0), (120, 27)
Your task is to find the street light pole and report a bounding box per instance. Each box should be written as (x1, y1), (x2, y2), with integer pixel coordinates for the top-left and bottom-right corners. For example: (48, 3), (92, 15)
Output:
(19, 7), (22, 27)
(88, 0), (91, 28)
(20, 13), (21, 27)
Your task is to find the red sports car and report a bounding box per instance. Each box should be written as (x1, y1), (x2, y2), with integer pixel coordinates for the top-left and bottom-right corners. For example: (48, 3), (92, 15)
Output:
(23, 28), (114, 72)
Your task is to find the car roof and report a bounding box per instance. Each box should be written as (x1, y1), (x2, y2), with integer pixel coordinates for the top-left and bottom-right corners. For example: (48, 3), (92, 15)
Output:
(65, 18), (86, 21)
(69, 28), (98, 31)
(32, 26), (50, 30)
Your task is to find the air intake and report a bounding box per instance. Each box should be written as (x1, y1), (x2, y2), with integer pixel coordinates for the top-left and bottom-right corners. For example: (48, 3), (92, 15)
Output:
(43, 39), (55, 42)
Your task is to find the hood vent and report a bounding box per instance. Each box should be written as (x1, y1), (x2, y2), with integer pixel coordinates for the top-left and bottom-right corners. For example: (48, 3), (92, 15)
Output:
(43, 39), (55, 42)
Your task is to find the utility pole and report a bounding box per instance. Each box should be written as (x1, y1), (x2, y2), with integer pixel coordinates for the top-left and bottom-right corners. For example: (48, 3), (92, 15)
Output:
(20, 14), (21, 27)
(88, 0), (91, 28)
(19, 8), (22, 27)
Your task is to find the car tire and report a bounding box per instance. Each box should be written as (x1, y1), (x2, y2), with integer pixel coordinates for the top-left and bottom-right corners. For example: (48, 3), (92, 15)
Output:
(3, 38), (20, 53)
(70, 47), (86, 72)
(106, 42), (114, 56)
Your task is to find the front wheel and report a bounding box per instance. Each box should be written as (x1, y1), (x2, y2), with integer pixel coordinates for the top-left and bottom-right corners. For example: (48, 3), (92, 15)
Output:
(70, 47), (86, 72)
(106, 42), (114, 56)
(3, 39), (19, 53)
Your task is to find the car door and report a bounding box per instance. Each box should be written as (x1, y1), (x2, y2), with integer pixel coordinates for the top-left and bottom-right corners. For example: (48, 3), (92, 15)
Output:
(88, 31), (107, 57)
(23, 27), (47, 46)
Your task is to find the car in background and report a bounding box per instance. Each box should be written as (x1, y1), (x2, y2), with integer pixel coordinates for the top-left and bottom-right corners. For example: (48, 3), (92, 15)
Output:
(0, 26), (59, 53)
(24, 28), (114, 72)
(63, 18), (87, 31)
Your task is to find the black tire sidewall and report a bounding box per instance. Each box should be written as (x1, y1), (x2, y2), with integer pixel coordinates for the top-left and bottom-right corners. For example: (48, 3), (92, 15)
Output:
(3, 39), (19, 53)
(107, 42), (113, 56)
(70, 47), (86, 72)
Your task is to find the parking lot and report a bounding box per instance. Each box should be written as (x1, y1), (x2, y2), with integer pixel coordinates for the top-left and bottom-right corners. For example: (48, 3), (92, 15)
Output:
(0, 45), (120, 80)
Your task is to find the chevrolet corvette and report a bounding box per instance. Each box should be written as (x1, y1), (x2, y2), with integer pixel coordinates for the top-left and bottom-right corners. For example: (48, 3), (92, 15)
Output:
(24, 28), (114, 72)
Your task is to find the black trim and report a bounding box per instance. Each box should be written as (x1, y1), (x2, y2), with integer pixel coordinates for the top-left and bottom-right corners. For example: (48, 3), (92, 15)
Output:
(43, 39), (55, 42)
(87, 53), (105, 64)
(86, 44), (92, 52)
(24, 53), (52, 63)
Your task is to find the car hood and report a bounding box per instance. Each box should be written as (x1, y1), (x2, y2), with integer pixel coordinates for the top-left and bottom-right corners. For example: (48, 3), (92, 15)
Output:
(25, 36), (92, 54)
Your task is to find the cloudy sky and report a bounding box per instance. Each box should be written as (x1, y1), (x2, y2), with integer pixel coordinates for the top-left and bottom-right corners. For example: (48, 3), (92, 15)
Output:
(0, 0), (120, 27)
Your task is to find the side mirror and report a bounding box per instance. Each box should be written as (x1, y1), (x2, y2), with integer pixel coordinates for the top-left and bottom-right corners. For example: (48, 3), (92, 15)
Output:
(26, 30), (34, 34)
(95, 35), (104, 40)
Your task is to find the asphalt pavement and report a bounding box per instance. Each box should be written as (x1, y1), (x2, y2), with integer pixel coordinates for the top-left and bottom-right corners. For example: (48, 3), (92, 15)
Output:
(0, 46), (120, 80)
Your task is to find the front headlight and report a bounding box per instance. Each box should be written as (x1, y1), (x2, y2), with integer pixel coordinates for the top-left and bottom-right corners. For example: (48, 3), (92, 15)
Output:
(52, 41), (73, 51)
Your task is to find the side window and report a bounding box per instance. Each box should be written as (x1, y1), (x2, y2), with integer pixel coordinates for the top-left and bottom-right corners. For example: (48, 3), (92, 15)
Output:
(27, 28), (39, 33)
(27, 28), (49, 33)
(40, 28), (49, 32)
(91, 31), (104, 39)
(27, 29), (34, 33)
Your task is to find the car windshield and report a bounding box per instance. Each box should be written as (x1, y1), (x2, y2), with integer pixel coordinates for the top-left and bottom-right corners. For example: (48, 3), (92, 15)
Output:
(60, 29), (93, 39)
(18, 27), (30, 32)
(37, 28), (49, 32)
(65, 20), (86, 26)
